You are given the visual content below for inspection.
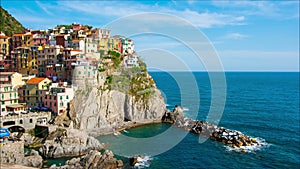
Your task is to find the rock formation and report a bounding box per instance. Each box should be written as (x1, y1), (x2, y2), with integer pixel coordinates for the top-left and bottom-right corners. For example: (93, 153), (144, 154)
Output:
(0, 142), (43, 168)
(59, 72), (166, 136)
(49, 150), (123, 169)
(39, 128), (103, 158)
(162, 105), (262, 149)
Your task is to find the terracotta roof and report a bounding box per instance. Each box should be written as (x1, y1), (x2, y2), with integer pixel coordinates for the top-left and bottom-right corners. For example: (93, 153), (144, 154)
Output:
(13, 33), (23, 37)
(72, 39), (82, 42)
(27, 77), (47, 84)
(0, 36), (9, 39)
(71, 49), (82, 52)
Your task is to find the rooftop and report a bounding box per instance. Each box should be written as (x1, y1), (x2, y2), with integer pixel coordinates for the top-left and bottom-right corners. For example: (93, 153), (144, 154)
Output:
(6, 104), (25, 109)
(12, 33), (23, 37)
(27, 78), (48, 84)
(0, 36), (9, 39)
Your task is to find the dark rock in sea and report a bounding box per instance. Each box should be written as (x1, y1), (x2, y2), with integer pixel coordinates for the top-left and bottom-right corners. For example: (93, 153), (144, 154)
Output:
(162, 105), (263, 150)
(130, 156), (138, 166)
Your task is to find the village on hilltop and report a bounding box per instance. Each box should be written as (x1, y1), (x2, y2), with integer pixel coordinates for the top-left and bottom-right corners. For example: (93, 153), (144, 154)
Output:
(0, 23), (139, 130)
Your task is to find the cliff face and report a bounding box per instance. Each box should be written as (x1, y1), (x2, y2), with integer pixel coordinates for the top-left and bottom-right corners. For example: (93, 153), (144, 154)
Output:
(55, 53), (166, 135)
(69, 87), (165, 135)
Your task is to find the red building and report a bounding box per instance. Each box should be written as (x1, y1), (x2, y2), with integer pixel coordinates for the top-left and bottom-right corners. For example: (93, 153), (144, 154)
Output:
(56, 35), (65, 47)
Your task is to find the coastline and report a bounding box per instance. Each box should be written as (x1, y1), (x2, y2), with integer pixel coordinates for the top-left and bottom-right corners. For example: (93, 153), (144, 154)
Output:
(91, 118), (163, 137)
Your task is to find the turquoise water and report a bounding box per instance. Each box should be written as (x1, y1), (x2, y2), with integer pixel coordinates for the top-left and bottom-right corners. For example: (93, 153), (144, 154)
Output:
(98, 72), (300, 168)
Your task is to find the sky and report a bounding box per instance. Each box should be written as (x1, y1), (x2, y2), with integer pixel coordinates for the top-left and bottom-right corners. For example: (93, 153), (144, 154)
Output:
(1, 0), (299, 71)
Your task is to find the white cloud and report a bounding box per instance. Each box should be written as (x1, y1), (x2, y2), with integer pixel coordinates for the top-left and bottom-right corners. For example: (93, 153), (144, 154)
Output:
(55, 1), (246, 28)
(222, 33), (249, 40)
(35, 1), (53, 16)
(212, 0), (299, 19)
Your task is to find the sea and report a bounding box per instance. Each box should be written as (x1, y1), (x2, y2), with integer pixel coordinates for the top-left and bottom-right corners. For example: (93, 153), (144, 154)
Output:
(49, 72), (300, 168)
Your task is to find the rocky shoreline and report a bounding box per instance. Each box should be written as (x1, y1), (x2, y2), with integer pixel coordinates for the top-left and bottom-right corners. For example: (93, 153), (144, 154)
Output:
(162, 105), (265, 151)
(48, 150), (123, 169)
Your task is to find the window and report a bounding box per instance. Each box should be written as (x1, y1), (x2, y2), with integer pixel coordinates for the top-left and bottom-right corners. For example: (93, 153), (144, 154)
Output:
(20, 119), (23, 124)
(66, 95), (69, 99)
(54, 102), (56, 106)
(78, 71), (81, 75)
(29, 119), (33, 123)
(60, 96), (62, 100)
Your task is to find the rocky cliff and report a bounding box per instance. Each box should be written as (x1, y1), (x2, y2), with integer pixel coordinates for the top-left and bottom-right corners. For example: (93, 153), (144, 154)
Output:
(49, 150), (123, 169)
(58, 65), (166, 135)
(39, 128), (103, 158)
(69, 87), (165, 135)
(0, 142), (43, 168)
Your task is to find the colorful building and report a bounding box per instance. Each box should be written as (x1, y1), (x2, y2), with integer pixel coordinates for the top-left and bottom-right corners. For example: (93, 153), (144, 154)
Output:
(0, 84), (25, 116)
(11, 33), (23, 50)
(19, 77), (51, 108)
(37, 45), (63, 77)
(0, 33), (10, 59)
(0, 72), (24, 87)
(0, 72), (26, 116)
(15, 46), (38, 75)
(43, 82), (74, 115)
(123, 54), (139, 68)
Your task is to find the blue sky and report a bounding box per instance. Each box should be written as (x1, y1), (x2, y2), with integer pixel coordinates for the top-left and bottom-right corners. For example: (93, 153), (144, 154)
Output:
(2, 0), (299, 71)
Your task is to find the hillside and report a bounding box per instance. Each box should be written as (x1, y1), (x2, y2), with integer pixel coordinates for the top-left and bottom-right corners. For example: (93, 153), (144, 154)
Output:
(0, 6), (24, 36)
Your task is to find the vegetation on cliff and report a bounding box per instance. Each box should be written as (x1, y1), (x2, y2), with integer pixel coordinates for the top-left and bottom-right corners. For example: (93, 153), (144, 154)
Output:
(0, 6), (25, 36)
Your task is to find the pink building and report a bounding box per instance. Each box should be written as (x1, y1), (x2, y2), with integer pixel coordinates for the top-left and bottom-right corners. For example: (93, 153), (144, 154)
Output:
(72, 23), (82, 31)
(42, 82), (74, 116)
(32, 33), (49, 46)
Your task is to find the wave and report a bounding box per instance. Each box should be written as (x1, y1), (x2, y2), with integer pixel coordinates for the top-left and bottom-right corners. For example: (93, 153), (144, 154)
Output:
(134, 156), (152, 168)
(225, 137), (270, 153)
(182, 107), (189, 111)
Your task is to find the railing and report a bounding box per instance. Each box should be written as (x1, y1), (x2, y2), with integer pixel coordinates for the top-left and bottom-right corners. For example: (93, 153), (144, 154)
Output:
(0, 111), (51, 120)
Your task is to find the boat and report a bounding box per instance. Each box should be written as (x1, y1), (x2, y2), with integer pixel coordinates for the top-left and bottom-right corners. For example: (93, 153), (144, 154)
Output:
(113, 131), (121, 136)
(0, 128), (10, 138)
(123, 130), (129, 133)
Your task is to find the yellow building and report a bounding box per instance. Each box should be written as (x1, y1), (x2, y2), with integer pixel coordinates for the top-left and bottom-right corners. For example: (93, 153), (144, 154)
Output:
(0, 34), (10, 60)
(0, 72), (24, 87)
(99, 38), (108, 55)
(22, 32), (34, 47)
(15, 46), (38, 75)
(0, 72), (26, 116)
(21, 77), (51, 108)
(0, 84), (25, 116)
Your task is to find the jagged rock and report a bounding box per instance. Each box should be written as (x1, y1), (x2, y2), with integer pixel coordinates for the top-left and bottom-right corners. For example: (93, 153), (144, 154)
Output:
(0, 142), (43, 168)
(54, 150), (123, 169)
(66, 72), (166, 136)
(163, 105), (264, 150)
(22, 150), (43, 168)
(39, 128), (103, 158)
